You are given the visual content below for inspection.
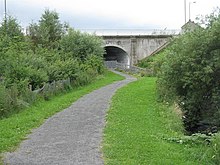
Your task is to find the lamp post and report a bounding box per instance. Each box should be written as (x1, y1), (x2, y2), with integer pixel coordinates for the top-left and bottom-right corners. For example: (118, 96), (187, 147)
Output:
(189, 1), (196, 21)
(4, 0), (7, 20)
(184, 0), (187, 23)
(4, 0), (7, 35)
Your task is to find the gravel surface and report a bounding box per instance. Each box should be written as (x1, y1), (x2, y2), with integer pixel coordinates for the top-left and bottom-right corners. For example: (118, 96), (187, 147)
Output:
(4, 71), (136, 165)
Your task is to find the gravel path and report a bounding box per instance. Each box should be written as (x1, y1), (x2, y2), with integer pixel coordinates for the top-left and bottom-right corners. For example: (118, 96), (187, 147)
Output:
(4, 71), (136, 165)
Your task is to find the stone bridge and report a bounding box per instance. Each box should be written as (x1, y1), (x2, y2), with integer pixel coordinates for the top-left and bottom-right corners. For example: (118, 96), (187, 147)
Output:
(82, 29), (180, 66)
(104, 35), (173, 66)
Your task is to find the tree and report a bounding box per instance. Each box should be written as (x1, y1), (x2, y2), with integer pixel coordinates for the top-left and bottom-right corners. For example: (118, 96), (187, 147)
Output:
(0, 16), (24, 40)
(28, 9), (67, 49)
(60, 28), (104, 61)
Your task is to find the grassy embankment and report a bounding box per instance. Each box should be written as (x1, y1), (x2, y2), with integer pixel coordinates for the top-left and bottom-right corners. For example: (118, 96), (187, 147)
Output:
(103, 77), (216, 164)
(0, 71), (124, 163)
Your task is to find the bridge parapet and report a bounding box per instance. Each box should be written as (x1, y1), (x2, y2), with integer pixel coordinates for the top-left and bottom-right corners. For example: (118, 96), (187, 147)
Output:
(80, 29), (181, 36)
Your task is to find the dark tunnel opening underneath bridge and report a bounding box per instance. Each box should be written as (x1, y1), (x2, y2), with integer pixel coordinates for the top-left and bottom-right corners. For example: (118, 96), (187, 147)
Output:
(104, 46), (129, 65)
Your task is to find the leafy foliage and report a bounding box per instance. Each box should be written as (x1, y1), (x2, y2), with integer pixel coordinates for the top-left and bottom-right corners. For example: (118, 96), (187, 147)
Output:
(157, 10), (220, 134)
(0, 10), (105, 118)
(28, 9), (68, 49)
(60, 28), (104, 61)
(0, 16), (24, 42)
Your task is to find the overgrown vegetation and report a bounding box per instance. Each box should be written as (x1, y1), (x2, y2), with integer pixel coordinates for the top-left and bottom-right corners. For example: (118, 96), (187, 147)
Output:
(103, 77), (218, 164)
(0, 9), (104, 118)
(137, 50), (167, 76)
(157, 9), (220, 134)
(138, 9), (220, 135)
(135, 9), (220, 163)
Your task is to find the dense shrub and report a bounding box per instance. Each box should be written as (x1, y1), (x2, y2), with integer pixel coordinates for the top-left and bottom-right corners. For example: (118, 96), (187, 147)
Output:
(0, 44), (48, 90)
(60, 28), (104, 61)
(84, 54), (105, 74)
(48, 58), (80, 82)
(0, 10), (105, 118)
(157, 10), (220, 134)
(0, 83), (17, 117)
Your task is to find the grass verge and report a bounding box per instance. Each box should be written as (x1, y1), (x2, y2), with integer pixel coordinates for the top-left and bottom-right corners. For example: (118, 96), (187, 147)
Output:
(103, 77), (215, 164)
(0, 71), (124, 163)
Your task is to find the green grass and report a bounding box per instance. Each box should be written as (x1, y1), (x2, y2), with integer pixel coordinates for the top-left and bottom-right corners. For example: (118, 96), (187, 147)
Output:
(103, 77), (214, 165)
(0, 71), (124, 162)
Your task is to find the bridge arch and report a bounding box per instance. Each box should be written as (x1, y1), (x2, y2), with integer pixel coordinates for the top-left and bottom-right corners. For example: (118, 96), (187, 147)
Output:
(104, 45), (130, 66)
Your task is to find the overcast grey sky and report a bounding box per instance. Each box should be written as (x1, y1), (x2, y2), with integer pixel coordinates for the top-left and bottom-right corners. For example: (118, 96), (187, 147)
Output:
(0, 0), (219, 29)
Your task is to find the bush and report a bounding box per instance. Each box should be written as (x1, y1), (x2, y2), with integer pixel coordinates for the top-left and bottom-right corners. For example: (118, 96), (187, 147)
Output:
(0, 83), (21, 118)
(0, 47), (48, 90)
(47, 58), (79, 82)
(0, 10), (105, 118)
(60, 28), (104, 61)
(157, 11), (220, 134)
(39, 78), (71, 100)
(84, 54), (105, 74)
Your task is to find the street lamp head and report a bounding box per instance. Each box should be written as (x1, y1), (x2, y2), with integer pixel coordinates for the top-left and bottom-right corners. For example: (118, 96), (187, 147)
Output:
(190, 1), (196, 4)
(189, 1), (196, 21)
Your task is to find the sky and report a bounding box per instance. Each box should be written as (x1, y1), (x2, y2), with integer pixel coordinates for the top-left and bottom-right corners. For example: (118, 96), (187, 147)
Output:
(0, 0), (219, 30)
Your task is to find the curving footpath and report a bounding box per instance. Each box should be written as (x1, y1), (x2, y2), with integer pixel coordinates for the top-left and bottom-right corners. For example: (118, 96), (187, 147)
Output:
(4, 71), (136, 165)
